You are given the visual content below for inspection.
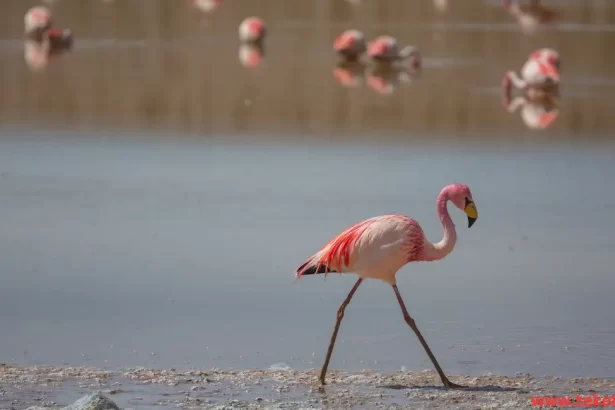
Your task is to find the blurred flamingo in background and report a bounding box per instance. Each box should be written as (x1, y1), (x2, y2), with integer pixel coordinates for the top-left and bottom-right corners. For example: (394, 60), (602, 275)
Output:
(528, 48), (560, 70)
(368, 36), (421, 70)
(502, 0), (558, 34)
(24, 6), (53, 41)
(24, 5), (73, 67)
(334, 30), (367, 62)
(239, 17), (266, 44)
(295, 183), (478, 388)
(502, 58), (560, 99)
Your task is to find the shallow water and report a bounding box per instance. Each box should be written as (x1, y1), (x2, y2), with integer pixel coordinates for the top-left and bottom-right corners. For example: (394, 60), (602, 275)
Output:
(0, 132), (613, 379)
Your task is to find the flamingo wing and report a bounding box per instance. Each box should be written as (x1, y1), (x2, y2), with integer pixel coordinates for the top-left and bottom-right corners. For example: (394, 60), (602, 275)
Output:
(295, 215), (422, 280)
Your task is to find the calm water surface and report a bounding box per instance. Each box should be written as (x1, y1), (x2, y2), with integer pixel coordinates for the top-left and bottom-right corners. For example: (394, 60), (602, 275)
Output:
(0, 132), (613, 379)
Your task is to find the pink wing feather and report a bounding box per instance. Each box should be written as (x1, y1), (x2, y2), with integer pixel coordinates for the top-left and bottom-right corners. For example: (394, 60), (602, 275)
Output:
(295, 215), (424, 280)
(296, 218), (375, 279)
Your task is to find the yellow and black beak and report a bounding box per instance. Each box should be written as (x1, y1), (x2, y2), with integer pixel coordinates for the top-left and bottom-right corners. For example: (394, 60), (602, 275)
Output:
(464, 197), (478, 228)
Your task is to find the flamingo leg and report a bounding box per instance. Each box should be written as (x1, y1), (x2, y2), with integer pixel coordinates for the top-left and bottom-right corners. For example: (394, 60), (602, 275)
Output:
(392, 285), (466, 389)
(319, 278), (363, 386)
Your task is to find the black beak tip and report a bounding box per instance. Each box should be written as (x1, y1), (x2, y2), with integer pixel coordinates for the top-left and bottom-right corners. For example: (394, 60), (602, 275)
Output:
(468, 217), (477, 228)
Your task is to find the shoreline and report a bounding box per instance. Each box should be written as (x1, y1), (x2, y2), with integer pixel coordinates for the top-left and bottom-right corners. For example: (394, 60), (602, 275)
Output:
(2, 364), (615, 409)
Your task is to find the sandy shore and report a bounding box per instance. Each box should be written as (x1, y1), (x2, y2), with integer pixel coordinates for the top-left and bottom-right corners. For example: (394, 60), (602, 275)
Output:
(1, 364), (614, 409)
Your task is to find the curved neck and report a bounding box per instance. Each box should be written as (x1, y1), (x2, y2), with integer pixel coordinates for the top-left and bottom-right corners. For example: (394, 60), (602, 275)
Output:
(423, 190), (457, 261)
(507, 71), (527, 89)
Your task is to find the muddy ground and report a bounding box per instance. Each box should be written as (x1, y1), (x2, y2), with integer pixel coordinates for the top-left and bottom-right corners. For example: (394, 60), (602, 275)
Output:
(1, 364), (614, 409)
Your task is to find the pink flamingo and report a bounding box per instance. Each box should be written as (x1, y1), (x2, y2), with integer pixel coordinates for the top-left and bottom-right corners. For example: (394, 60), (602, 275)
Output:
(239, 17), (266, 44)
(334, 30), (366, 62)
(367, 36), (421, 69)
(295, 183), (478, 388)
(502, 0), (558, 34)
(528, 47), (560, 70)
(502, 59), (559, 98)
(24, 6), (53, 41)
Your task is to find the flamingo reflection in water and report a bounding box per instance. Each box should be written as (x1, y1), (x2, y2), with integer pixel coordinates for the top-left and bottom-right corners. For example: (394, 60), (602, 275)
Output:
(333, 31), (422, 94)
(332, 61), (421, 95)
(238, 43), (265, 68)
(502, 54), (560, 131)
(23, 6), (74, 72)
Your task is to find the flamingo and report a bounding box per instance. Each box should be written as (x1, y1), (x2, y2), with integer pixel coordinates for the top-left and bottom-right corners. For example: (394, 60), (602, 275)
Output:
(334, 30), (366, 62)
(528, 48), (560, 70)
(502, 59), (559, 98)
(295, 183), (478, 388)
(367, 36), (421, 70)
(239, 17), (266, 44)
(502, 0), (558, 34)
(24, 6), (53, 41)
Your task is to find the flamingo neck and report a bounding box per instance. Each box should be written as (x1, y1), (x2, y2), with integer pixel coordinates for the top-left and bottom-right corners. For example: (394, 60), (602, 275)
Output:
(423, 189), (457, 261)
(507, 71), (527, 89)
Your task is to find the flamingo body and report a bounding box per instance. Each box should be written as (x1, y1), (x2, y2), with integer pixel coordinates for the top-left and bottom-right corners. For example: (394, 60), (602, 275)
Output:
(297, 215), (424, 284)
(529, 47), (560, 70)
(24, 6), (52, 38)
(367, 36), (421, 69)
(334, 30), (366, 61)
(239, 17), (266, 43)
(503, 59), (559, 96)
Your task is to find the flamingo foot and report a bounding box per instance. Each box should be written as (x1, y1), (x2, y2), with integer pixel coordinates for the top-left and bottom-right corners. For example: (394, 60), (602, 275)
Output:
(442, 379), (468, 389)
(443, 379), (467, 389)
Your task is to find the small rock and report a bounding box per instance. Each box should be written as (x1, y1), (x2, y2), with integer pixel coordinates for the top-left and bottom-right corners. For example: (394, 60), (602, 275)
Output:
(63, 392), (119, 410)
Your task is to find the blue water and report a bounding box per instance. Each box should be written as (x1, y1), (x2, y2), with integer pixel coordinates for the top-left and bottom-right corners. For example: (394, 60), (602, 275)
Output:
(0, 131), (614, 379)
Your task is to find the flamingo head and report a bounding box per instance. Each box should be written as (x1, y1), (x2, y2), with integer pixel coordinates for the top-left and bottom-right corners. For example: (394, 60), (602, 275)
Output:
(546, 54), (560, 71)
(445, 183), (478, 228)
(48, 28), (74, 49)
